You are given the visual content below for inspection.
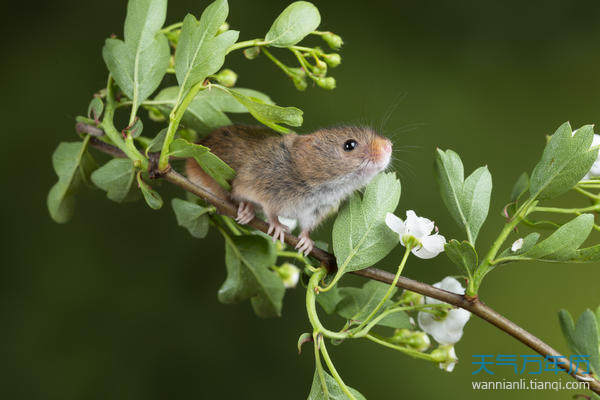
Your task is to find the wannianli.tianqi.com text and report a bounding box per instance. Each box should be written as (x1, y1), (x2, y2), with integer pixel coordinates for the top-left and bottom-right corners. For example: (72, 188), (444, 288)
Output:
(471, 379), (590, 391)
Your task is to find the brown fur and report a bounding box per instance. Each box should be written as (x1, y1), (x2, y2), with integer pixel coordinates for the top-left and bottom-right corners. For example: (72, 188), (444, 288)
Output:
(186, 124), (392, 233)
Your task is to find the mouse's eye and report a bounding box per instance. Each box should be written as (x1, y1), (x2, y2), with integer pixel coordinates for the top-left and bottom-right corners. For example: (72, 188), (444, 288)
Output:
(343, 139), (358, 152)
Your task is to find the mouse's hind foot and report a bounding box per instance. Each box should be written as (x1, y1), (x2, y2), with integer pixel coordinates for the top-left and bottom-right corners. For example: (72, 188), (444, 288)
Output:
(235, 201), (255, 225)
(295, 230), (314, 256)
(266, 217), (289, 244)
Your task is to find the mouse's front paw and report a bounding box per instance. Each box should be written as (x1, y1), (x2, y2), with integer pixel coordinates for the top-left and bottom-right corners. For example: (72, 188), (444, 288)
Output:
(235, 201), (255, 225)
(267, 220), (289, 244)
(295, 230), (314, 256)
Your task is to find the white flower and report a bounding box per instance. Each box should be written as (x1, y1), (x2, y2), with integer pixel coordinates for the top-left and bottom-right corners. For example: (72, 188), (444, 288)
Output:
(511, 238), (524, 252)
(385, 210), (446, 259)
(418, 277), (471, 345)
(275, 263), (300, 288)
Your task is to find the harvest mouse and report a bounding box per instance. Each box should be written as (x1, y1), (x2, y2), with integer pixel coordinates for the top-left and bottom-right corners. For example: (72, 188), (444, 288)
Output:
(185, 125), (393, 255)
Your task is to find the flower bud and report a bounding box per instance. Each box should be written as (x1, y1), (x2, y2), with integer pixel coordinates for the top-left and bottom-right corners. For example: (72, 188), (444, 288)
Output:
(430, 344), (458, 372)
(322, 32), (344, 50)
(214, 69), (238, 87)
(315, 76), (336, 90)
(313, 58), (327, 75)
(391, 329), (431, 352)
(323, 53), (341, 68)
(244, 46), (260, 60)
(274, 263), (300, 288)
(293, 78), (308, 91)
(217, 22), (230, 35)
(398, 290), (423, 306)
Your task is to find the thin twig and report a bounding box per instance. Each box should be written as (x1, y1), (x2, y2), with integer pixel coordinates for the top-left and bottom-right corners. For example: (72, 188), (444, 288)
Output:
(87, 135), (600, 394)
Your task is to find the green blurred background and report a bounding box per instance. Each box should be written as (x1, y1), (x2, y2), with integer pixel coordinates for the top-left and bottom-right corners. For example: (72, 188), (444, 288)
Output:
(3, 0), (600, 398)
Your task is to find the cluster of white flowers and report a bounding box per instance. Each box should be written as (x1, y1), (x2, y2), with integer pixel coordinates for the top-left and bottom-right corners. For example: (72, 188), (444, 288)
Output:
(385, 211), (470, 372)
(417, 277), (471, 371)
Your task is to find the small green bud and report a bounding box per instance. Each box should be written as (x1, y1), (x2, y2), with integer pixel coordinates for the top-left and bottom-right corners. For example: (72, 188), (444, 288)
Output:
(217, 22), (230, 35)
(322, 32), (343, 50)
(430, 345), (458, 372)
(398, 290), (423, 306)
(391, 329), (431, 352)
(313, 58), (327, 75)
(315, 76), (336, 90)
(274, 263), (301, 288)
(289, 67), (307, 79)
(293, 76), (308, 91)
(324, 53), (341, 68)
(214, 69), (238, 87)
(243, 46), (260, 60)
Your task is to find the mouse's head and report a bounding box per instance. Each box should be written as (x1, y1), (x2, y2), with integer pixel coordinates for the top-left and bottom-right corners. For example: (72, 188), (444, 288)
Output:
(292, 126), (393, 184)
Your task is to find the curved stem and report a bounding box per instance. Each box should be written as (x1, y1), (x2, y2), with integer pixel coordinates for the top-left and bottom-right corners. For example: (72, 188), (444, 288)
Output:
(533, 203), (600, 214)
(320, 338), (356, 400)
(306, 269), (349, 340)
(226, 38), (270, 54)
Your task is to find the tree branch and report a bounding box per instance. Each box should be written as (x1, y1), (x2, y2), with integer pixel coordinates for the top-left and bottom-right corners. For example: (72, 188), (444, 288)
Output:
(87, 135), (600, 394)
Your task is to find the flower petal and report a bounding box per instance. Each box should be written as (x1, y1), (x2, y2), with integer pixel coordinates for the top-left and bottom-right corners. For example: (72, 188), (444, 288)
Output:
(404, 210), (434, 239)
(412, 234), (446, 259)
(385, 212), (406, 236)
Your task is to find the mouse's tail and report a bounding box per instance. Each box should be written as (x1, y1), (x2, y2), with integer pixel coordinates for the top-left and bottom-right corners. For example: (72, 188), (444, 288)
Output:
(185, 157), (231, 202)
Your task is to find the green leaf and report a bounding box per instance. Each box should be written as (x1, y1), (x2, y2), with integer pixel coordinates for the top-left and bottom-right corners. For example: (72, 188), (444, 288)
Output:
(559, 309), (600, 376)
(171, 198), (212, 239)
(434, 149), (492, 244)
(521, 214), (594, 261)
(102, 0), (170, 117)
(218, 235), (285, 318)
(87, 97), (104, 121)
(47, 140), (97, 223)
(136, 172), (163, 210)
(128, 118), (144, 138)
(154, 86), (231, 133)
(510, 172), (529, 203)
(202, 87), (274, 113)
(91, 158), (136, 203)
(316, 287), (343, 314)
(307, 370), (366, 400)
(530, 123), (597, 200)
(217, 86), (303, 133)
(332, 172), (401, 272)
(145, 128), (168, 155)
(336, 281), (410, 329)
(169, 138), (235, 189)
(444, 240), (477, 277)
(152, 87), (273, 134)
(265, 1), (321, 48)
(297, 332), (312, 354)
(558, 309), (578, 355)
(175, 0), (239, 97)
(573, 244), (600, 263)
